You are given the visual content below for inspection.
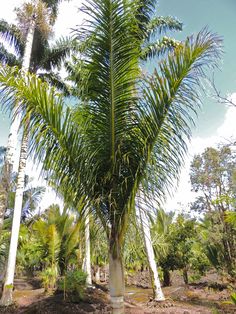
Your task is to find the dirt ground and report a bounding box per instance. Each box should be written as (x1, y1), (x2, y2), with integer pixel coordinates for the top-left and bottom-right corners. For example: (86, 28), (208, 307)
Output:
(0, 272), (236, 314)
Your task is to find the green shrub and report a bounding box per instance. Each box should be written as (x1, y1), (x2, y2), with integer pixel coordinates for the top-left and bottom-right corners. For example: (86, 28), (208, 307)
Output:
(188, 273), (201, 283)
(58, 269), (87, 302)
(40, 266), (58, 291)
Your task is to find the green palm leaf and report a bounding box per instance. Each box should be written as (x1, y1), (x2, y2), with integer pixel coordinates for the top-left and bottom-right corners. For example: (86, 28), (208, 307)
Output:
(0, 19), (24, 56)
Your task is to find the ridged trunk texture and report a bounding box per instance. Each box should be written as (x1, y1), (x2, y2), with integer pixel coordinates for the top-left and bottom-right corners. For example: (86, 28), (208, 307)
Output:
(0, 17), (35, 306)
(140, 209), (165, 301)
(109, 236), (125, 314)
(83, 209), (92, 286)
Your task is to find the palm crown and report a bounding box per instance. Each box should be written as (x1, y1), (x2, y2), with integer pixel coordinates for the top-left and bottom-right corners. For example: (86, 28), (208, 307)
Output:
(0, 0), (221, 243)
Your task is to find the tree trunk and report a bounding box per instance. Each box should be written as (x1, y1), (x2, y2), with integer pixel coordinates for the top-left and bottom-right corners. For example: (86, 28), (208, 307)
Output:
(140, 209), (165, 301)
(109, 237), (125, 314)
(0, 112), (21, 233)
(183, 267), (188, 285)
(83, 208), (92, 286)
(0, 132), (28, 305)
(95, 266), (100, 283)
(163, 268), (171, 287)
(0, 17), (35, 306)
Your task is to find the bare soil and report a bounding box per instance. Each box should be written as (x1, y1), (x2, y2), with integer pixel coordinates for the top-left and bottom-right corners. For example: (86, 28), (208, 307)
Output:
(0, 272), (235, 313)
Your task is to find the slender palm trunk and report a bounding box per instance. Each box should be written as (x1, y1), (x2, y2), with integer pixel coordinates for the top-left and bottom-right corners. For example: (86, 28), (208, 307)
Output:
(83, 208), (92, 286)
(109, 234), (125, 314)
(140, 208), (165, 301)
(0, 18), (35, 306)
(0, 112), (21, 233)
(95, 266), (100, 283)
(0, 132), (28, 305)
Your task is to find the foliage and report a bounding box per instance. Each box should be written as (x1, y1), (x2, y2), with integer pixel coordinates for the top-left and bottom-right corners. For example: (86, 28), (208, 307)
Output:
(6, 175), (45, 220)
(40, 266), (58, 291)
(190, 145), (236, 275)
(33, 205), (82, 275)
(0, 8), (76, 90)
(152, 211), (210, 285)
(5, 204), (83, 283)
(58, 269), (87, 301)
(0, 0), (222, 306)
(124, 219), (147, 271)
(230, 292), (236, 305)
(90, 218), (108, 268)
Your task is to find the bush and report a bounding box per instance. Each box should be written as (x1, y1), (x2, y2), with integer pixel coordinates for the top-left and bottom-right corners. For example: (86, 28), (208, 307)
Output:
(40, 266), (58, 291)
(58, 269), (87, 302)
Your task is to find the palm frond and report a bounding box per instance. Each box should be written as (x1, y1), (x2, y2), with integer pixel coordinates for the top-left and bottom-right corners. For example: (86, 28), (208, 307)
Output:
(0, 19), (24, 56)
(141, 36), (180, 60)
(40, 36), (77, 71)
(38, 71), (71, 95)
(0, 44), (21, 67)
(145, 16), (182, 40)
(137, 29), (222, 204)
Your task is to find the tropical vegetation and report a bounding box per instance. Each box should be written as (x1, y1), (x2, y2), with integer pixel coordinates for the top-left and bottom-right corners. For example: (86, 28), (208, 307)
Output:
(1, 0), (236, 314)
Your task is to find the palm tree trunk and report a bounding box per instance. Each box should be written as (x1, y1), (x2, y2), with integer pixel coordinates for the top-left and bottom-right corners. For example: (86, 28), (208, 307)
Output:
(0, 17), (35, 306)
(109, 235), (125, 314)
(140, 209), (165, 301)
(95, 266), (100, 283)
(83, 208), (92, 286)
(0, 131), (28, 305)
(0, 111), (21, 233)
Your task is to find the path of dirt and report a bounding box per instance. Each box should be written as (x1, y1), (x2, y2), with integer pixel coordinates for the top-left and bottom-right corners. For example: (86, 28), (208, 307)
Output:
(0, 278), (236, 313)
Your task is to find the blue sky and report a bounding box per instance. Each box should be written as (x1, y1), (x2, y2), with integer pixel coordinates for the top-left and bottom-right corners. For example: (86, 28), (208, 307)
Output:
(0, 0), (236, 209)
(157, 0), (236, 138)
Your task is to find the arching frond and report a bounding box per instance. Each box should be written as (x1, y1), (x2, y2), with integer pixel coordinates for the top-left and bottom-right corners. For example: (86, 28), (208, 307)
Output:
(138, 29), (222, 204)
(38, 71), (71, 95)
(40, 36), (77, 71)
(145, 16), (182, 40)
(0, 19), (24, 56)
(141, 36), (180, 61)
(0, 44), (21, 67)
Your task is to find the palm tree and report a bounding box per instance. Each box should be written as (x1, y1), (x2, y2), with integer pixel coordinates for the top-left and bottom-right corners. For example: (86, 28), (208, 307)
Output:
(0, 0), (71, 305)
(66, 5), (182, 294)
(0, 0), (221, 312)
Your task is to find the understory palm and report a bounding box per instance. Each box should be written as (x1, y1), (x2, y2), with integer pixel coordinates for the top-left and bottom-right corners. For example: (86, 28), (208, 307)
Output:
(0, 0), (221, 312)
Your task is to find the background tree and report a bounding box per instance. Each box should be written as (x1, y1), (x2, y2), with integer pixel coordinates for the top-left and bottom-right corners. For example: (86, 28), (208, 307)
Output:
(190, 145), (236, 275)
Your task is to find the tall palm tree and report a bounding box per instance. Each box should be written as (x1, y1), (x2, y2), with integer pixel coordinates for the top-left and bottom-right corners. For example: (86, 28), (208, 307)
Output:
(0, 0), (221, 312)
(0, 0), (71, 305)
(65, 4), (182, 294)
